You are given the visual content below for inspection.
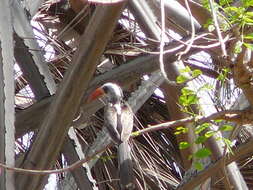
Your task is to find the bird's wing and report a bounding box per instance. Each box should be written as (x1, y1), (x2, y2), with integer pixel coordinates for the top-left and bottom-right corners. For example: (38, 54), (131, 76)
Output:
(120, 102), (134, 142)
(104, 104), (121, 144)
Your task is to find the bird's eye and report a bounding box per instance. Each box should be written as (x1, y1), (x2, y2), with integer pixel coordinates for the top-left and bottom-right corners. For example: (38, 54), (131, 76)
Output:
(102, 85), (109, 93)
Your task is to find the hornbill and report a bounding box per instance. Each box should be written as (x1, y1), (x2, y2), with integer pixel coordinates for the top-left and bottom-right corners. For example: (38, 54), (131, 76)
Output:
(89, 83), (135, 190)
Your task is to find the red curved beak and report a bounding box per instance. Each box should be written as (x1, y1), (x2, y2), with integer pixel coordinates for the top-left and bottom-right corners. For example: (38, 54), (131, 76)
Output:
(88, 87), (105, 102)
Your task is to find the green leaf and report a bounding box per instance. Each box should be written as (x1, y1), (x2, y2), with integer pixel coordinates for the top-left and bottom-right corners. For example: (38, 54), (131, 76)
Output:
(179, 142), (191, 149)
(195, 136), (207, 144)
(195, 148), (212, 158)
(174, 126), (188, 135)
(223, 68), (230, 73)
(179, 66), (191, 73)
(217, 72), (225, 81)
(234, 41), (242, 54)
(176, 75), (189, 84)
(217, 68), (230, 81)
(243, 17), (253, 24)
(188, 154), (193, 160)
(179, 94), (198, 106)
(205, 130), (216, 138)
(181, 87), (195, 95)
(224, 6), (244, 15)
(192, 69), (202, 77)
(194, 161), (204, 171)
(246, 11), (253, 17)
(179, 87), (199, 106)
(195, 123), (210, 134)
(243, 43), (253, 51)
(179, 95), (187, 106)
(223, 138), (234, 154)
(220, 124), (234, 131)
(244, 33), (253, 40)
(242, 0), (253, 7)
(131, 131), (140, 137)
(245, 22), (253, 26)
(214, 119), (223, 123)
(201, 0), (210, 9)
(219, 0), (233, 6)
(187, 94), (198, 104)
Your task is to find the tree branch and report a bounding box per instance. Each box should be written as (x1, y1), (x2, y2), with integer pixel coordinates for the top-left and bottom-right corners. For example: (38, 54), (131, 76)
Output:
(177, 137), (253, 189)
(15, 3), (126, 190)
(134, 109), (251, 136)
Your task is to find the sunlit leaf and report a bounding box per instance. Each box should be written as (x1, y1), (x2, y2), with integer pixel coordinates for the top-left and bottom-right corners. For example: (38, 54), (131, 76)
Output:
(181, 87), (195, 95)
(194, 161), (204, 171)
(246, 11), (253, 17)
(179, 66), (191, 73)
(192, 69), (202, 77)
(195, 148), (212, 158)
(219, 0), (233, 6)
(174, 126), (188, 135)
(179, 141), (191, 149)
(244, 33), (253, 40)
(179, 94), (198, 106)
(241, 0), (253, 7)
(243, 17), (253, 24)
(187, 94), (198, 105)
(176, 75), (189, 84)
(195, 123), (210, 134)
(205, 130), (216, 138)
(217, 72), (225, 81)
(220, 124), (234, 131)
(243, 43), (253, 50)
(131, 131), (140, 137)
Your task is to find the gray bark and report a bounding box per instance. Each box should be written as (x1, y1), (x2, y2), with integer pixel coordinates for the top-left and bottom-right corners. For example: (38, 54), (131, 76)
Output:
(12, 0), (56, 98)
(0, 0), (15, 189)
(15, 3), (126, 189)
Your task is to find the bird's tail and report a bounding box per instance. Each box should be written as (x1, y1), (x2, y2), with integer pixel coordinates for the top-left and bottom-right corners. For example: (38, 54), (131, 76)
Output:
(118, 141), (135, 190)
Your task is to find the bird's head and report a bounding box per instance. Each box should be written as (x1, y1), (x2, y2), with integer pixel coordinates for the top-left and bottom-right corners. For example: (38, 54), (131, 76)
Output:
(88, 83), (123, 104)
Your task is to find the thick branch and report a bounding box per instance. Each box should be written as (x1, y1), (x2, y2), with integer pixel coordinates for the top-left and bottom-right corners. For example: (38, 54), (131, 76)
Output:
(233, 47), (253, 107)
(177, 137), (253, 190)
(62, 137), (93, 190)
(15, 3), (126, 190)
(14, 33), (51, 100)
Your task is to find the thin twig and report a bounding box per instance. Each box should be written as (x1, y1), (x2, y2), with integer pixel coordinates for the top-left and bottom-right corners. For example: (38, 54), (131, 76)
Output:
(159, 0), (178, 86)
(134, 110), (244, 136)
(125, 33), (230, 55)
(208, 0), (227, 57)
(178, 0), (196, 60)
(0, 143), (111, 175)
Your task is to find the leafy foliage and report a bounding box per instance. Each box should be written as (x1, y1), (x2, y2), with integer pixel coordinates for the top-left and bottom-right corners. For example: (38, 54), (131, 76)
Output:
(195, 148), (212, 159)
